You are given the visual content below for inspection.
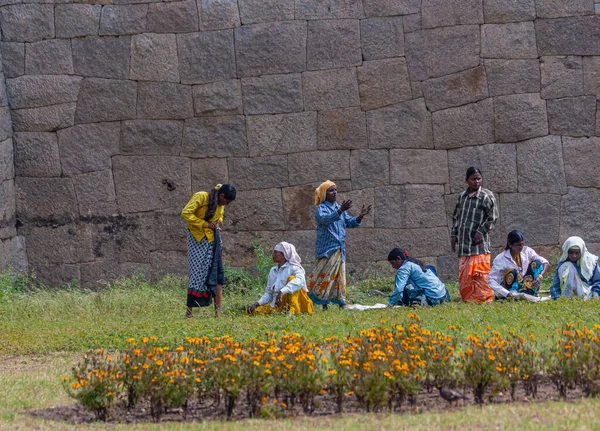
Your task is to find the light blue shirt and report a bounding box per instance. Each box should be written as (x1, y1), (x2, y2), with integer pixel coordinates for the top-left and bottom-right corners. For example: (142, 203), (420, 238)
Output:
(314, 201), (360, 262)
(389, 261), (447, 305)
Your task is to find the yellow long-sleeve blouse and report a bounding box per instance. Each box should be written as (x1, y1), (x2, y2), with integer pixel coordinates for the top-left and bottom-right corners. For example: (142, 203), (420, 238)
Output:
(181, 191), (224, 243)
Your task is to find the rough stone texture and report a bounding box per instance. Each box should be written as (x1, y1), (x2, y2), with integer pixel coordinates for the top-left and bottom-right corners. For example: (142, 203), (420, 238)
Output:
(224, 188), (286, 231)
(405, 25), (480, 81)
(15, 177), (78, 221)
(362, 0), (420, 17)
(0, 180), (16, 239)
(360, 16), (404, 61)
(306, 20), (361, 71)
(561, 187), (600, 243)
(147, 0), (199, 33)
(6, 75), (81, 109)
(228, 155), (288, 190)
(246, 112), (317, 156)
(337, 188), (375, 228)
(99, 5), (148, 36)
(374, 185), (446, 228)
(562, 137), (600, 187)
(367, 98), (433, 149)
(72, 36), (131, 80)
(198, 0), (240, 30)
(0, 107), (11, 141)
(422, 66), (488, 111)
(137, 82), (193, 120)
(0, 5), (54, 42)
(350, 149), (389, 189)
(154, 210), (187, 252)
(0, 236), (27, 273)
(516, 136), (567, 194)
(177, 30), (236, 84)
(494, 93), (548, 142)
(536, 0), (595, 18)
(282, 184), (316, 230)
(12, 103), (76, 132)
(238, 0), (294, 24)
(540, 56), (584, 99)
(193, 80), (242, 116)
(318, 107), (368, 150)
(22, 224), (93, 265)
(121, 120), (183, 155)
(536, 16), (600, 56)
(56, 4), (101, 38)
(303, 68), (360, 111)
(500, 193), (561, 246)
(583, 56), (600, 96)
(403, 13), (421, 33)
(483, 0), (536, 23)
(432, 98), (494, 149)
(130, 33), (179, 82)
(358, 58), (412, 111)
(548, 96), (596, 136)
(0, 43), (25, 78)
(241, 74), (303, 115)
(0, 139), (14, 182)
(182, 116), (247, 157)
(481, 22), (538, 59)
(75, 78), (137, 123)
(288, 150), (351, 185)
(422, 0), (483, 28)
(25, 40), (74, 75)
(13, 132), (61, 177)
(485, 59), (540, 96)
(295, 0), (363, 19)
(390, 149), (448, 185)
(191, 158), (229, 192)
(73, 170), (118, 216)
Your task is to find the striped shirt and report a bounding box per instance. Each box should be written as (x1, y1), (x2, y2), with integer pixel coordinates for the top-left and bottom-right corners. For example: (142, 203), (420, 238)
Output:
(451, 187), (498, 256)
(314, 201), (361, 261)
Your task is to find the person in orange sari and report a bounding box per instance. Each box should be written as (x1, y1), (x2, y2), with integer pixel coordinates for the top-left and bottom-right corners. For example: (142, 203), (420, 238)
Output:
(451, 167), (499, 303)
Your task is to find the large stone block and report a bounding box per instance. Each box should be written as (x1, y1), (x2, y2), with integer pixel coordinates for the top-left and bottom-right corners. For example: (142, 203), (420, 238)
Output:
(306, 19), (361, 71)
(0, 107), (10, 142)
(193, 80), (242, 116)
(25, 39), (73, 75)
(403, 12), (421, 32)
(130, 33), (179, 82)
(282, 185), (316, 230)
(336, 187), (375, 227)
(16, 177), (78, 221)
(198, 0), (240, 30)
(221, 230), (286, 266)
(80, 260), (151, 288)
(547, 96), (596, 137)
(0, 139), (13, 182)
(13, 132), (61, 177)
(228, 155), (288, 190)
(0, 236), (26, 273)
(73, 170), (118, 216)
(137, 82), (193, 120)
(481, 22), (537, 59)
(29, 263), (79, 287)
(500, 193), (560, 246)
(154, 209), (187, 252)
(247, 112), (317, 157)
(360, 16), (404, 61)
(583, 56), (600, 96)
(516, 135), (567, 194)
(494, 93), (548, 142)
(99, 5), (148, 35)
(113, 155), (191, 213)
(422, 66), (488, 112)
(0, 5), (54, 42)
(75, 78), (137, 123)
(485, 59), (540, 96)
(147, 0), (199, 33)
(350, 149), (389, 189)
(422, 0), (483, 28)
(367, 98), (433, 149)
(374, 184), (446, 228)
(447, 143), (517, 193)
(177, 30), (236, 84)
(536, 16), (600, 56)
(535, 0), (594, 18)
(288, 150), (351, 185)
(72, 36), (131, 80)
(0, 42), (24, 78)
(405, 25), (480, 81)
(303, 68), (360, 111)
(22, 224), (93, 265)
(540, 56), (583, 99)
(122, 120), (183, 155)
(11, 103), (76, 132)
(318, 107), (367, 150)
(6, 75), (81, 109)
(182, 116), (247, 157)
(224, 188), (285, 231)
(235, 21), (307, 77)
(57, 122), (120, 175)
(562, 137), (600, 187)
(55, 4), (101, 38)
(362, 0), (420, 17)
(238, 0), (294, 24)
(241, 73), (302, 115)
(151, 250), (187, 278)
(561, 187), (600, 243)
(0, 180), (16, 239)
(390, 149), (448, 185)
(432, 98), (494, 149)
(482, 0), (535, 23)
(191, 158), (229, 192)
(295, 0), (363, 19)
(358, 58), (412, 111)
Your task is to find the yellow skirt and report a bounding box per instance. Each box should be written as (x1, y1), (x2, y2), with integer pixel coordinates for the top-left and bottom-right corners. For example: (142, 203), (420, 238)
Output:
(254, 288), (314, 315)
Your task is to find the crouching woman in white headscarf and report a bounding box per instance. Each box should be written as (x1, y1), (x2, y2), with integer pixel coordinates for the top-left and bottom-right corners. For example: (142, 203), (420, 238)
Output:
(247, 242), (314, 315)
(550, 236), (600, 300)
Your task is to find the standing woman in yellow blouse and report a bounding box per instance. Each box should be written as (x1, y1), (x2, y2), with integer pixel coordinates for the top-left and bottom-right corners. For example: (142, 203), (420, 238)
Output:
(181, 184), (236, 318)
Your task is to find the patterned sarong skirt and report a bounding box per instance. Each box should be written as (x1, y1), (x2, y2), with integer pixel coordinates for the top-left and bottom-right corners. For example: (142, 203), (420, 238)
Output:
(307, 248), (347, 306)
(187, 231), (216, 308)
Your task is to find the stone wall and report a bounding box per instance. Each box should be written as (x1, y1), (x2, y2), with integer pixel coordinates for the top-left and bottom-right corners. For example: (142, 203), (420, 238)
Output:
(2, 0), (600, 285)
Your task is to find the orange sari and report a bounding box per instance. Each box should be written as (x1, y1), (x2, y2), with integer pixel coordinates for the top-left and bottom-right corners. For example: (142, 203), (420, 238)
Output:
(458, 254), (494, 303)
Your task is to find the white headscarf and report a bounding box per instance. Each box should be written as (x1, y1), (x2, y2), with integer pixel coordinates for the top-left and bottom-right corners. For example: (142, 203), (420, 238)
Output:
(559, 236), (599, 281)
(274, 242), (303, 270)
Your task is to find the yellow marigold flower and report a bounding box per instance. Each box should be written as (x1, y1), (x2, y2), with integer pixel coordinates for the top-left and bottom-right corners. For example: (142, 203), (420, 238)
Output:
(176, 346), (184, 352)
(143, 364), (150, 369)
(347, 391), (354, 395)
(126, 338), (135, 343)
(142, 337), (149, 343)
(150, 336), (157, 341)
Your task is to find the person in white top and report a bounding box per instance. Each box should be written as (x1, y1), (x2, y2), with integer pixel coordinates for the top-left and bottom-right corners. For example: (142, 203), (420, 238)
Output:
(247, 242), (314, 315)
(488, 230), (549, 302)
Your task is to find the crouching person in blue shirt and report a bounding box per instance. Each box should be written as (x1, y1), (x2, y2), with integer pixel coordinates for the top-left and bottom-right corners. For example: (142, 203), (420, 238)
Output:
(388, 248), (451, 307)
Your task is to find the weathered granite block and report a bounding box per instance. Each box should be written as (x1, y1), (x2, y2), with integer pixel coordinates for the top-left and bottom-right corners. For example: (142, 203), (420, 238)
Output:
(494, 93), (548, 142)
(73, 170), (118, 216)
(405, 25), (480, 81)
(362, 0), (420, 17)
(307, 19), (361, 71)
(282, 184), (316, 230)
(0, 139), (13, 182)
(423, 66), (488, 111)
(0, 107), (10, 142)
(228, 155), (288, 190)
(130, 33), (179, 82)
(182, 116), (247, 157)
(296, 0), (363, 19)
(154, 209), (187, 252)
(113, 155), (191, 213)
(350, 149), (389, 189)
(374, 184), (446, 228)
(563, 137), (600, 187)
(318, 107), (368, 150)
(535, 0), (594, 18)
(422, 0), (483, 28)
(485, 59), (540, 96)
(151, 251), (187, 277)
(121, 120), (183, 155)
(137, 82), (193, 120)
(303, 68), (360, 111)
(13, 132), (61, 177)
(481, 22), (537, 59)
(75, 78), (136, 123)
(432, 98), (494, 149)
(288, 150), (351, 185)
(403, 12), (421, 32)
(516, 136), (567, 193)
(540, 56), (583, 99)
(191, 158), (229, 192)
(25, 39), (73, 75)
(224, 188), (285, 231)
(389, 149), (448, 184)
(28, 263), (79, 286)
(57, 122), (120, 175)
(99, 4), (148, 35)
(22, 224), (93, 265)
(247, 112), (317, 156)
(536, 16), (600, 56)
(80, 260), (151, 287)
(501, 193), (560, 246)
(482, 0), (535, 23)
(360, 16), (404, 61)
(0, 5), (54, 42)
(238, 0), (294, 24)
(358, 58), (412, 111)
(547, 96), (596, 136)
(583, 56), (600, 96)
(235, 21), (307, 77)
(241, 73), (303, 115)
(0, 180), (16, 239)
(0, 42), (24, 78)
(0, 79), (7, 108)
(561, 187), (600, 243)
(6, 75), (81, 109)
(193, 80), (242, 116)
(0, 236), (27, 273)
(367, 98), (433, 149)
(177, 30), (236, 84)
(12, 103), (76, 132)
(198, 0), (240, 30)
(147, 0), (199, 33)
(55, 4), (101, 38)
(72, 36), (131, 79)
(16, 177), (78, 221)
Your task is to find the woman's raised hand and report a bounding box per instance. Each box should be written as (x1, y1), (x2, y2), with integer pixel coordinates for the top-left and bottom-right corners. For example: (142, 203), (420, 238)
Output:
(359, 204), (372, 217)
(339, 200), (353, 212)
